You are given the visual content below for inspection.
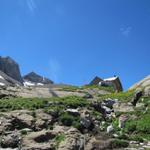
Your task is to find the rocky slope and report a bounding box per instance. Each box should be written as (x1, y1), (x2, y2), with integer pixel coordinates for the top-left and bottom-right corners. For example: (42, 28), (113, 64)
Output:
(0, 85), (149, 150)
(129, 75), (150, 96)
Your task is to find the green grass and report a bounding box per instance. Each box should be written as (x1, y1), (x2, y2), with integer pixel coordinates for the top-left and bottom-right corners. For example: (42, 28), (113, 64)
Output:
(59, 85), (115, 93)
(122, 114), (150, 141)
(55, 134), (65, 148)
(82, 85), (115, 93)
(0, 96), (89, 112)
(98, 90), (135, 102)
(58, 86), (83, 92)
(111, 139), (129, 148)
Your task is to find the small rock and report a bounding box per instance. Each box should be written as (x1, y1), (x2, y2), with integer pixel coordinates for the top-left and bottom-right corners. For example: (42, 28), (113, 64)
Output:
(113, 134), (119, 138)
(106, 124), (114, 133)
(103, 98), (117, 108)
(66, 109), (80, 116)
(130, 141), (139, 144)
(118, 115), (128, 128)
(83, 93), (93, 99)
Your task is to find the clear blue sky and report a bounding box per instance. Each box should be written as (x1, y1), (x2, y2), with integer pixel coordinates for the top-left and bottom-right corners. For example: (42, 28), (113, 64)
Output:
(0, 0), (150, 89)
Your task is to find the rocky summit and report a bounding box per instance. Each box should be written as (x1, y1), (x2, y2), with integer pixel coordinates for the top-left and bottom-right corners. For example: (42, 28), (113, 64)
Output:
(0, 56), (149, 150)
(0, 56), (23, 84)
(23, 72), (54, 86)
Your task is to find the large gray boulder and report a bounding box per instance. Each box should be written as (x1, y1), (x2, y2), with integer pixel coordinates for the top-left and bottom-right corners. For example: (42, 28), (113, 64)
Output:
(0, 56), (23, 83)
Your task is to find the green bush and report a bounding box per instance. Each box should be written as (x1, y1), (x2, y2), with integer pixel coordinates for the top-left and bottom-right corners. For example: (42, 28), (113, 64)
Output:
(60, 113), (74, 126)
(59, 112), (81, 128)
(21, 130), (28, 135)
(130, 135), (144, 142)
(111, 139), (129, 148)
(125, 121), (137, 133)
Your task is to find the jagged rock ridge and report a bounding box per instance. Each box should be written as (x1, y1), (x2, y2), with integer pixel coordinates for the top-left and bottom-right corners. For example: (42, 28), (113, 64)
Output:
(0, 56), (23, 83)
(23, 72), (54, 86)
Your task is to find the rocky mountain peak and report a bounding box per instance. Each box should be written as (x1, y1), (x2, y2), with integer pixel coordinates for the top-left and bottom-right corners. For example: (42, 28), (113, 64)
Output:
(0, 56), (23, 84)
(23, 72), (54, 85)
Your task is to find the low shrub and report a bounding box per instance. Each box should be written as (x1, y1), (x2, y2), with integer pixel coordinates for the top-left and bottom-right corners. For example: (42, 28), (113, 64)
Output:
(111, 139), (129, 148)
(136, 115), (150, 134)
(99, 90), (135, 102)
(59, 112), (75, 126)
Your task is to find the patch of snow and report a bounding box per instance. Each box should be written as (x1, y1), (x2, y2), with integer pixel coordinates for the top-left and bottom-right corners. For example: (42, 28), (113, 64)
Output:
(66, 109), (79, 113)
(0, 75), (4, 79)
(0, 82), (5, 86)
(104, 77), (117, 81)
(37, 83), (44, 86)
(23, 81), (35, 86)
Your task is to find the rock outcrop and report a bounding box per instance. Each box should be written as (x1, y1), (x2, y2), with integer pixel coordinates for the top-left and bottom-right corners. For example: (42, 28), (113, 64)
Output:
(129, 75), (150, 96)
(0, 71), (22, 87)
(0, 56), (23, 84)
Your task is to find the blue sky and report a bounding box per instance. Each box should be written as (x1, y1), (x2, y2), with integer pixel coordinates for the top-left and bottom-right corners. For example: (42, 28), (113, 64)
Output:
(0, 0), (150, 89)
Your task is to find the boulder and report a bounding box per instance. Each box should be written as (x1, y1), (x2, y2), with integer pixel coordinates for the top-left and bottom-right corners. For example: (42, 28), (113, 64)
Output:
(35, 111), (53, 130)
(92, 101), (113, 120)
(66, 109), (80, 116)
(1, 131), (21, 148)
(103, 98), (117, 108)
(58, 128), (84, 150)
(11, 113), (34, 129)
(131, 90), (143, 106)
(22, 130), (56, 150)
(0, 116), (13, 133)
(80, 111), (94, 131)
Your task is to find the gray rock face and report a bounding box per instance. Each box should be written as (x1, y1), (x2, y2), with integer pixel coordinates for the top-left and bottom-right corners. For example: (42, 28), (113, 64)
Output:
(129, 75), (150, 96)
(0, 71), (22, 87)
(1, 131), (21, 148)
(23, 72), (53, 85)
(0, 56), (23, 83)
(131, 90), (143, 106)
